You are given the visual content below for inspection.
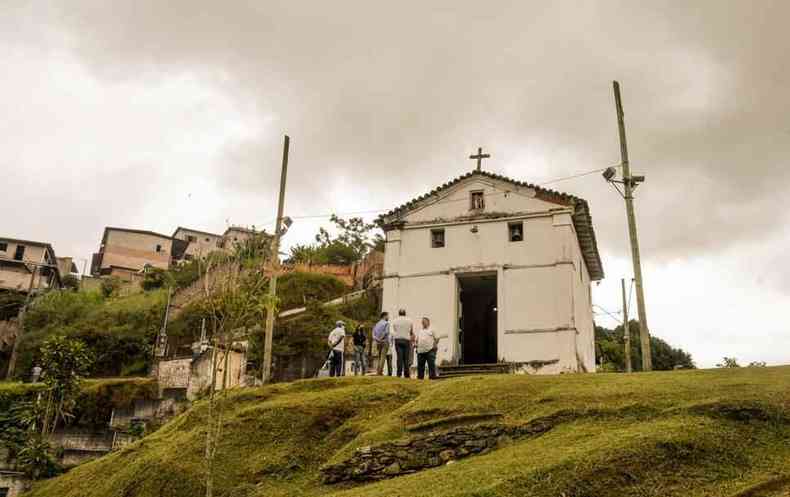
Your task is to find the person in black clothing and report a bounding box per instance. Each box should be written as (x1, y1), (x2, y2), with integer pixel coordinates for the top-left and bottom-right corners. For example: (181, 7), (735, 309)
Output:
(352, 326), (368, 376)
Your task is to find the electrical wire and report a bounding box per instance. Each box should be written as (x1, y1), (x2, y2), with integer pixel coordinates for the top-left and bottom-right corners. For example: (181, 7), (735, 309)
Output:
(259, 163), (623, 224)
(593, 304), (623, 324)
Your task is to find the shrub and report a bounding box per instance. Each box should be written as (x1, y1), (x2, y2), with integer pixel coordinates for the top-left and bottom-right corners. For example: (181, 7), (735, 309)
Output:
(100, 277), (123, 299)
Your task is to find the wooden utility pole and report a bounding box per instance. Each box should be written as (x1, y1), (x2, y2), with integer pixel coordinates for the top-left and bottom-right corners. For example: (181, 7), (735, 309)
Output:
(262, 134), (290, 383)
(621, 278), (632, 373)
(613, 80), (652, 371)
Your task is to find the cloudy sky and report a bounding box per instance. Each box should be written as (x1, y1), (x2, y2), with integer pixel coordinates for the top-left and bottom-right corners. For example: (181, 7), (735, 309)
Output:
(3, 1), (788, 367)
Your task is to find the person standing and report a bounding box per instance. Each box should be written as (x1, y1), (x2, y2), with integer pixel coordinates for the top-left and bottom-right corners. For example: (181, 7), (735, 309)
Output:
(416, 317), (439, 380)
(327, 321), (346, 377)
(391, 309), (414, 378)
(372, 312), (390, 375)
(352, 325), (368, 376)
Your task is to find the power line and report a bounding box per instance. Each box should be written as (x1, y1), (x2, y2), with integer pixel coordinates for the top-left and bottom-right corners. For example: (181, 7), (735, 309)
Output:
(261, 163), (623, 223)
(593, 304), (623, 324)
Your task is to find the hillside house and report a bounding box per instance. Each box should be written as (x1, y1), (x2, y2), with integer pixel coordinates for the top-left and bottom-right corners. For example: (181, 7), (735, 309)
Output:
(91, 227), (177, 280)
(378, 168), (604, 374)
(0, 237), (62, 293)
(172, 227), (223, 260)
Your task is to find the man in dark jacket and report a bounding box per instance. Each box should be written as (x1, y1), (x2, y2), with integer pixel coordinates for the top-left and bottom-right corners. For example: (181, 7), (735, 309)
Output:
(352, 326), (368, 376)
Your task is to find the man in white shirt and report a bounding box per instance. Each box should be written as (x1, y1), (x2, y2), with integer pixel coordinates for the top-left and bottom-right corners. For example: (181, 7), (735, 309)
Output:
(416, 317), (439, 380)
(390, 309), (414, 378)
(327, 321), (346, 377)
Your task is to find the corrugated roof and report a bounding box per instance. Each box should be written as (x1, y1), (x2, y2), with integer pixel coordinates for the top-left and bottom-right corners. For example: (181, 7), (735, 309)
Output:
(377, 169), (604, 280)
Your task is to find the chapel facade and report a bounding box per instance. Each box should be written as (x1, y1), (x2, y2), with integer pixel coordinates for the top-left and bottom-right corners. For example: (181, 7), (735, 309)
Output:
(378, 168), (604, 374)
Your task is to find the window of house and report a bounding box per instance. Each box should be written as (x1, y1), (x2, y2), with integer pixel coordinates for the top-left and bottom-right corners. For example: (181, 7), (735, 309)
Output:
(216, 240), (223, 247)
(0, 486), (9, 497)
(155, 244), (162, 253)
(470, 190), (485, 210)
(205, 237), (210, 242)
(508, 222), (524, 242)
(13, 245), (25, 261)
(431, 229), (445, 248)
(0, 242), (7, 252)
(186, 235), (197, 243)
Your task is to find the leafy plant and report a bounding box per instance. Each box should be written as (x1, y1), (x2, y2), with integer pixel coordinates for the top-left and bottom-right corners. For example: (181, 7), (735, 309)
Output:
(39, 336), (93, 435)
(100, 277), (123, 299)
(60, 275), (80, 292)
(717, 357), (741, 368)
(141, 267), (174, 291)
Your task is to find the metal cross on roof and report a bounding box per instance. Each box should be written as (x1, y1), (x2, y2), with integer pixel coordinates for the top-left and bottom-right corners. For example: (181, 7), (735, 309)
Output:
(469, 147), (490, 171)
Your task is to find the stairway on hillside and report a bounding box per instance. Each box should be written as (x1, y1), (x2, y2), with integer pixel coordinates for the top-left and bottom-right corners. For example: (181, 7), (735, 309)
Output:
(437, 363), (514, 379)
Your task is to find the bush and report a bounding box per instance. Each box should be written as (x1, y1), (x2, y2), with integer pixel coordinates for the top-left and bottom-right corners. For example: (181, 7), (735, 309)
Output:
(60, 275), (80, 292)
(141, 268), (173, 291)
(100, 277), (122, 299)
(16, 290), (166, 379)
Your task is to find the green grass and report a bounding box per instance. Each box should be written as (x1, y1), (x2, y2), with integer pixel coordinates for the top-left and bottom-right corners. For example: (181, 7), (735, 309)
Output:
(25, 367), (790, 497)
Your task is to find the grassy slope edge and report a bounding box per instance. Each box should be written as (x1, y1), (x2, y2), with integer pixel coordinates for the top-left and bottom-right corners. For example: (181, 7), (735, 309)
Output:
(26, 366), (790, 497)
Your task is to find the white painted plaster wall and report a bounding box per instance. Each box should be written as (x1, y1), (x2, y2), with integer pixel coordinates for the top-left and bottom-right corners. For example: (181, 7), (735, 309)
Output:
(382, 176), (598, 374)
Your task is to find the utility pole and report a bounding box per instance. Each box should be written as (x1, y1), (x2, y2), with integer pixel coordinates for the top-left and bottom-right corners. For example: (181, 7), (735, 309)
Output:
(612, 80), (652, 371)
(262, 134), (290, 383)
(621, 278), (632, 373)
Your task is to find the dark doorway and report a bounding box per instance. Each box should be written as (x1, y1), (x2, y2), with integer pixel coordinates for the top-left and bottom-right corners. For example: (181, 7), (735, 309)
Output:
(458, 273), (497, 364)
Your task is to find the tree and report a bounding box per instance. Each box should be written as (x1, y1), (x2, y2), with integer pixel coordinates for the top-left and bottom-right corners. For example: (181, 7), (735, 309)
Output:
(595, 321), (695, 372)
(286, 244), (326, 265)
(38, 335), (93, 436)
(315, 215), (379, 264)
(197, 248), (276, 497)
(717, 357), (741, 368)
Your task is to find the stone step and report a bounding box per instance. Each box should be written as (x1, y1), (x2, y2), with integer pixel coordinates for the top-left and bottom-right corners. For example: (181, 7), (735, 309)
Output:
(436, 363), (514, 379)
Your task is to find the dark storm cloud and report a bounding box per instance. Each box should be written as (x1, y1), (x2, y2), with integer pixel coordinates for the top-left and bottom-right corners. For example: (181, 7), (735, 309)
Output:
(39, 0), (790, 262)
(7, 1), (790, 264)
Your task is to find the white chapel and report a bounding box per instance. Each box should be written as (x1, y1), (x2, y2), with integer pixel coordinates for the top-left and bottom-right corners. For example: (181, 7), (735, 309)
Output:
(378, 161), (604, 374)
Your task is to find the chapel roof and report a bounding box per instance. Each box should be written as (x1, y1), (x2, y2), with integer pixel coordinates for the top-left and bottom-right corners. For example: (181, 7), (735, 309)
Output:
(377, 169), (604, 280)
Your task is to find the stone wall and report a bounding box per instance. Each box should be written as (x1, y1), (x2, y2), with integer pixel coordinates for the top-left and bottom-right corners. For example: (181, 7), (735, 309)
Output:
(0, 470), (26, 497)
(321, 421), (553, 484)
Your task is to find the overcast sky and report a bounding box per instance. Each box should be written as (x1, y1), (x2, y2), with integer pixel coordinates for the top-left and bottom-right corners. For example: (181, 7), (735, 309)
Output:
(3, 1), (788, 368)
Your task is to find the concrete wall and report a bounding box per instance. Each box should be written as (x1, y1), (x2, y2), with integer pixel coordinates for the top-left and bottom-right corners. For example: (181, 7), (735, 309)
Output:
(174, 229), (223, 259)
(100, 230), (172, 273)
(382, 177), (596, 373)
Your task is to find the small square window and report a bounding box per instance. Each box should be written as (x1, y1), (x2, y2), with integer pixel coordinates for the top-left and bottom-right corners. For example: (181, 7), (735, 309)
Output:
(205, 237), (210, 242)
(0, 242), (7, 251)
(508, 222), (524, 242)
(470, 190), (485, 210)
(155, 244), (162, 253)
(431, 229), (445, 248)
(186, 235), (197, 243)
(14, 245), (25, 261)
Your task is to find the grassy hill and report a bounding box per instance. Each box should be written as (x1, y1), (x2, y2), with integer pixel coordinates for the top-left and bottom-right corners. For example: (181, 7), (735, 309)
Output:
(26, 367), (790, 497)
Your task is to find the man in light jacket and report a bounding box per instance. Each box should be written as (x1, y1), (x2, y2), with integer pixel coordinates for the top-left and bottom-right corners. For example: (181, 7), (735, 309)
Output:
(416, 317), (439, 380)
(372, 312), (390, 375)
(327, 321), (346, 377)
(390, 309), (414, 378)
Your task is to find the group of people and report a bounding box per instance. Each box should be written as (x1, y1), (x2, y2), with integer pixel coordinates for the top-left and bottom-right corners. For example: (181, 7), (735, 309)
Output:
(326, 309), (441, 380)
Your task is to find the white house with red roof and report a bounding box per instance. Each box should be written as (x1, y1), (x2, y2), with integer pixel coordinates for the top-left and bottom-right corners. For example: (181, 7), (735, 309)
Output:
(377, 167), (604, 374)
